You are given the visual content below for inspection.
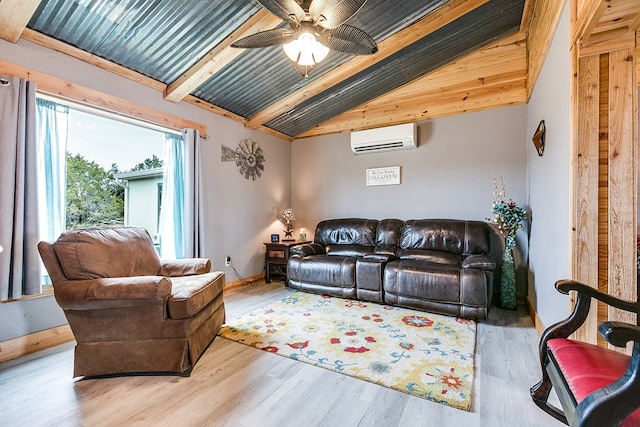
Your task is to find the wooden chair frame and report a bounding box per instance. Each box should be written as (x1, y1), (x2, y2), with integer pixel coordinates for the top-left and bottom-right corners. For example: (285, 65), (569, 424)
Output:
(531, 280), (640, 426)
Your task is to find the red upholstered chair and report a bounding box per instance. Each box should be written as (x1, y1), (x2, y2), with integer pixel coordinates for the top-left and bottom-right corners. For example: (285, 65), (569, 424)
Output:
(531, 280), (640, 426)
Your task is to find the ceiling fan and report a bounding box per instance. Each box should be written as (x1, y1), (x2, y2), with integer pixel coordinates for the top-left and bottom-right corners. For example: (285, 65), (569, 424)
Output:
(231, 0), (378, 77)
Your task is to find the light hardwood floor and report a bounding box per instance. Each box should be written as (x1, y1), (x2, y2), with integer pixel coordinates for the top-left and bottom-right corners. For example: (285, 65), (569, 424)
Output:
(0, 282), (564, 427)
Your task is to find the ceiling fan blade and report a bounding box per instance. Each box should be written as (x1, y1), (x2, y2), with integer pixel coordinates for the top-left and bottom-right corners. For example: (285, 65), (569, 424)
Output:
(257, 0), (306, 23)
(310, 0), (367, 29)
(320, 24), (377, 55)
(231, 28), (294, 49)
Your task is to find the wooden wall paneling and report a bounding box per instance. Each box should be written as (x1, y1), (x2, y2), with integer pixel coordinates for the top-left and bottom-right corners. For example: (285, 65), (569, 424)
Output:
(573, 54), (602, 344)
(598, 53), (610, 348)
(607, 48), (638, 334)
(0, 325), (73, 363)
(526, 0), (566, 100)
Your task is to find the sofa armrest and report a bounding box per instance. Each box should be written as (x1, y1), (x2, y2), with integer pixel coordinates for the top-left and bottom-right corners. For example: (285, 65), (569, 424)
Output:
(160, 258), (211, 276)
(290, 242), (325, 257)
(461, 254), (496, 270)
(53, 276), (172, 310)
(363, 253), (397, 262)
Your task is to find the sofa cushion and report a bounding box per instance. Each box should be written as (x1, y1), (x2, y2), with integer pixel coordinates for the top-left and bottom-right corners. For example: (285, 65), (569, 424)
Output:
(397, 249), (461, 265)
(375, 219), (403, 253)
(384, 260), (488, 306)
(400, 219), (490, 255)
(287, 255), (357, 288)
(315, 218), (378, 247)
(326, 245), (374, 257)
(54, 226), (161, 280)
(168, 271), (225, 319)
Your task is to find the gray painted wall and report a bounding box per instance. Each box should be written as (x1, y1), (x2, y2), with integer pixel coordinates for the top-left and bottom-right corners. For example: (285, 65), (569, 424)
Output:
(291, 106), (528, 230)
(525, 2), (571, 327)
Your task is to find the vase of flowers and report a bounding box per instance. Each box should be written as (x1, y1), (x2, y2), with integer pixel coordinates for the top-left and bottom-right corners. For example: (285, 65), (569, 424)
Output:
(491, 177), (527, 310)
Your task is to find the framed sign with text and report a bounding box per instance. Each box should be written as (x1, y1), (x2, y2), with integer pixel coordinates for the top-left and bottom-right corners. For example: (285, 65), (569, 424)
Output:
(366, 166), (401, 186)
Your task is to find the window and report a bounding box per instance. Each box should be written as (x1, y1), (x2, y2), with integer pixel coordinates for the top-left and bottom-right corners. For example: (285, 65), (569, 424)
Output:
(37, 96), (184, 284)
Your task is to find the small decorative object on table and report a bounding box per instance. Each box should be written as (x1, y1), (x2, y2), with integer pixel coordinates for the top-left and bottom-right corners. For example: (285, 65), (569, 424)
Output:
(281, 208), (296, 241)
(299, 228), (307, 241)
(491, 176), (527, 310)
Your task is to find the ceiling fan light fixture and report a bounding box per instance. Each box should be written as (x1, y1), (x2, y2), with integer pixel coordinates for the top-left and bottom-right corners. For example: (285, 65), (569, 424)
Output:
(283, 32), (329, 66)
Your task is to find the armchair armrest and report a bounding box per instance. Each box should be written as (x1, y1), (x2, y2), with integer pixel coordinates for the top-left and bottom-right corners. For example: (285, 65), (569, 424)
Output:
(53, 276), (172, 310)
(160, 258), (211, 276)
(462, 254), (496, 270)
(290, 242), (325, 257)
(599, 321), (640, 348)
(556, 280), (640, 314)
(537, 280), (640, 364)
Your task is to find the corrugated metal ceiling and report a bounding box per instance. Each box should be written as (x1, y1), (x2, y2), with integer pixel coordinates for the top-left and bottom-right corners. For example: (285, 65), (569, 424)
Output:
(26, 0), (527, 138)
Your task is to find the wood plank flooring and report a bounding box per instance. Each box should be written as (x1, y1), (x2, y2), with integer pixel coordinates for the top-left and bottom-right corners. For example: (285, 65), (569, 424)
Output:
(0, 282), (564, 427)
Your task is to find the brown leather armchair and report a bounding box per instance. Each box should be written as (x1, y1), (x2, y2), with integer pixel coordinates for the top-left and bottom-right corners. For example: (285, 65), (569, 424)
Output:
(38, 226), (225, 378)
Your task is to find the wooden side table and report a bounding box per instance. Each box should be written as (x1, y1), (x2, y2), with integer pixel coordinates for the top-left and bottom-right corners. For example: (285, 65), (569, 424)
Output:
(264, 240), (310, 283)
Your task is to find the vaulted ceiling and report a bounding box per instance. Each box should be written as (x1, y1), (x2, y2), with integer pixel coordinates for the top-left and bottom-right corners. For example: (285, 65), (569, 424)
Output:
(1, 0), (639, 141)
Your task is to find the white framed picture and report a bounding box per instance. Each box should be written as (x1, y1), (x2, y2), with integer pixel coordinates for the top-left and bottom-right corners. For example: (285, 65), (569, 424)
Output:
(366, 166), (401, 186)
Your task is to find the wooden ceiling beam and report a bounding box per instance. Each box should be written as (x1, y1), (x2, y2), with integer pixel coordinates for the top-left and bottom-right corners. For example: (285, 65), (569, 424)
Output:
(629, 10), (640, 31)
(297, 32), (527, 138)
(164, 9), (282, 103)
(572, 0), (609, 45)
(0, 0), (43, 43)
(244, 0), (489, 130)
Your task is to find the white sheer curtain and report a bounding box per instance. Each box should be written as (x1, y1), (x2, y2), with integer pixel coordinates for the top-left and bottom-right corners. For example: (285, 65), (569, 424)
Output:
(159, 133), (184, 259)
(36, 98), (68, 245)
(158, 129), (204, 259)
(0, 77), (40, 300)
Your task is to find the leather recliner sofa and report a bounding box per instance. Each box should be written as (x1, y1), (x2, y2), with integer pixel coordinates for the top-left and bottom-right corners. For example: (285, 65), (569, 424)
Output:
(287, 218), (497, 320)
(38, 226), (226, 377)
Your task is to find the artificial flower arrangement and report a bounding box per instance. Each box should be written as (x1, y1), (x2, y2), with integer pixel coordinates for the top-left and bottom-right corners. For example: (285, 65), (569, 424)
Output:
(491, 176), (527, 250)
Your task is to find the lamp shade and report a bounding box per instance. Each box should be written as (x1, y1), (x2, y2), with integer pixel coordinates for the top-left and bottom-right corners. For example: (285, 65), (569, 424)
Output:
(283, 33), (329, 66)
(281, 208), (296, 224)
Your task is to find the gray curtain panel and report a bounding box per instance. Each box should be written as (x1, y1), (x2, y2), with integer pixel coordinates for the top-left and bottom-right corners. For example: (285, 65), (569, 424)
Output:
(182, 128), (204, 258)
(0, 76), (41, 301)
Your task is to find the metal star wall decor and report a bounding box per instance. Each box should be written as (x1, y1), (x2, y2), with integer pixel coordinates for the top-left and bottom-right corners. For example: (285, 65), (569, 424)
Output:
(221, 139), (265, 180)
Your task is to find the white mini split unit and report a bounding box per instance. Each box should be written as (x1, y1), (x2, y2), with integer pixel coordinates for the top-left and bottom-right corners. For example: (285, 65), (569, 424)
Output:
(350, 123), (418, 154)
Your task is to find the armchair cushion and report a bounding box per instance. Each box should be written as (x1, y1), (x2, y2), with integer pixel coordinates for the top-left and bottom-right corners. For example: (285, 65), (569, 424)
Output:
(86, 277), (172, 300)
(547, 338), (630, 403)
(168, 271), (225, 319)
(53, 226), (161, 279)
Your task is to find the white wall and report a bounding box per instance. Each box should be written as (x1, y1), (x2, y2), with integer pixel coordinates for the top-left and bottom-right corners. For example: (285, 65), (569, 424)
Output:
(525, 2), (571, 327)
(0, 38), (292, 340)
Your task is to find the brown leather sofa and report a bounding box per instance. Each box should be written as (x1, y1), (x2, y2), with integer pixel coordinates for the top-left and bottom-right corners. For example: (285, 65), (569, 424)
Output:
(38, 226), (225, 377)
(287, 218), (497, 320)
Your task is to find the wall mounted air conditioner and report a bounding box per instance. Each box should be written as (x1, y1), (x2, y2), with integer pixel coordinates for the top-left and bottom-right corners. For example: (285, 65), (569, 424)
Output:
(350, 123), (417, 154)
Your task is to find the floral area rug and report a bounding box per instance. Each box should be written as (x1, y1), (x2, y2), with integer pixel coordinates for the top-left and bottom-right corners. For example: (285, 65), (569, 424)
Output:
(218, 291), (477, 410)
